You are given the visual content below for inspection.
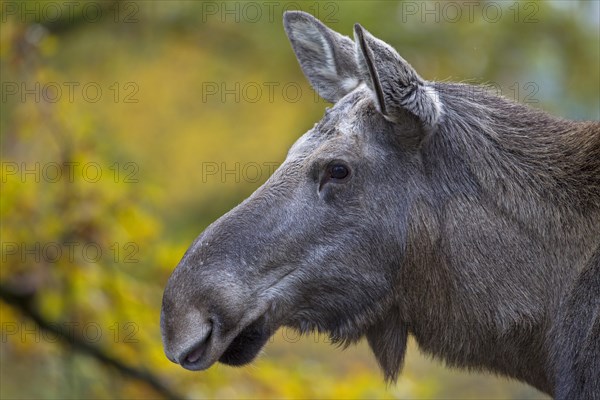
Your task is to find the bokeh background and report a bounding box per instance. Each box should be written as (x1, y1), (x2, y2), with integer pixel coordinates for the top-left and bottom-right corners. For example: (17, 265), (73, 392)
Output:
(1, 1), (598, 398)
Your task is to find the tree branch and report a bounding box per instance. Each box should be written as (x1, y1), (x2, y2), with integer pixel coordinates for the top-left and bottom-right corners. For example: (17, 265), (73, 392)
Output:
(0, 282), (185, 400)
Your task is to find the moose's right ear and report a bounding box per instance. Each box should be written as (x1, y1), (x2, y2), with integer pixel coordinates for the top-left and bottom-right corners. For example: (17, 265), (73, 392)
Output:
(283, 11), (360, 103)
(354, 24), (442, 128)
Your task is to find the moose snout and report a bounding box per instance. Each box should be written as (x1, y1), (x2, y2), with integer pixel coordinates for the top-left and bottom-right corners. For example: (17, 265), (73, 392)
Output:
(161, 211), (278, 371)
(160, 249), (261, 371)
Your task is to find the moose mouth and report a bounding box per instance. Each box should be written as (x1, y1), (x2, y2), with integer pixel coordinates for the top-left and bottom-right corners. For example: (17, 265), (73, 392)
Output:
(218, 317), (272, 366)
(180, 316), (273, 371)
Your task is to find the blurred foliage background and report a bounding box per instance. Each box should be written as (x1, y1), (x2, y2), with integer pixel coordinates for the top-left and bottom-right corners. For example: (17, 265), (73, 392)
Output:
(1, 0), (598, 398)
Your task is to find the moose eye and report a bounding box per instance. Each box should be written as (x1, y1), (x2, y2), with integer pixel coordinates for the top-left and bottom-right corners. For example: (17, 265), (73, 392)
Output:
(328, 163), (350, 180)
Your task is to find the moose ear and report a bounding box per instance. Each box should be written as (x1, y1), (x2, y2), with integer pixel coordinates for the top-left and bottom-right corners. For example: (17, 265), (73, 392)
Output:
(283, 11), (360, 103)
(353, 24), (442, 128)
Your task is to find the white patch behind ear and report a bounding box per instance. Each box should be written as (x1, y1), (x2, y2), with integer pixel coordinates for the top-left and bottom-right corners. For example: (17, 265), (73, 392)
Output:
(341, 77), (360, 92)
(423, 85), (443, 125)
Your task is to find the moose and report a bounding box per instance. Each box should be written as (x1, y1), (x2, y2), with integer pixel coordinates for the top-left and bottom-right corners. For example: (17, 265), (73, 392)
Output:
(161, 11), (600, 398)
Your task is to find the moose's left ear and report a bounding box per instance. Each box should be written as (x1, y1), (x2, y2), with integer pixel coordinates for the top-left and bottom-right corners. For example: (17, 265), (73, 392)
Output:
(284, 11), (360, 103)
(354, 24), (442, 128)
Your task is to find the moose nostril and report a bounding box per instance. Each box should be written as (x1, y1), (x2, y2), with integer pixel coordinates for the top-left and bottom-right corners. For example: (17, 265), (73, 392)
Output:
(182, 322), (213, 366)
(185, 343), (207, 364)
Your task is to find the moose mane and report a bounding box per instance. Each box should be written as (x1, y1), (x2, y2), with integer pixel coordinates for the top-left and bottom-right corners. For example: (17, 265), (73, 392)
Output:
(432, 83), (600, 213)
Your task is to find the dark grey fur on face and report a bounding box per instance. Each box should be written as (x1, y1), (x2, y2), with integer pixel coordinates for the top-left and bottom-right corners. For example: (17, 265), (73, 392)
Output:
(161, 11), (600, 398)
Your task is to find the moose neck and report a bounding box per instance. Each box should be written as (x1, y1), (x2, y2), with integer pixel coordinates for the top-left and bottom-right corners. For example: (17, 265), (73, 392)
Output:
(394, 84), (600, 395)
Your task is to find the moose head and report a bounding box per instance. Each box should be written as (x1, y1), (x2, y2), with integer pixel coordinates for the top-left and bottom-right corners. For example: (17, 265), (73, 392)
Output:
(161, 11), (600, 398)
